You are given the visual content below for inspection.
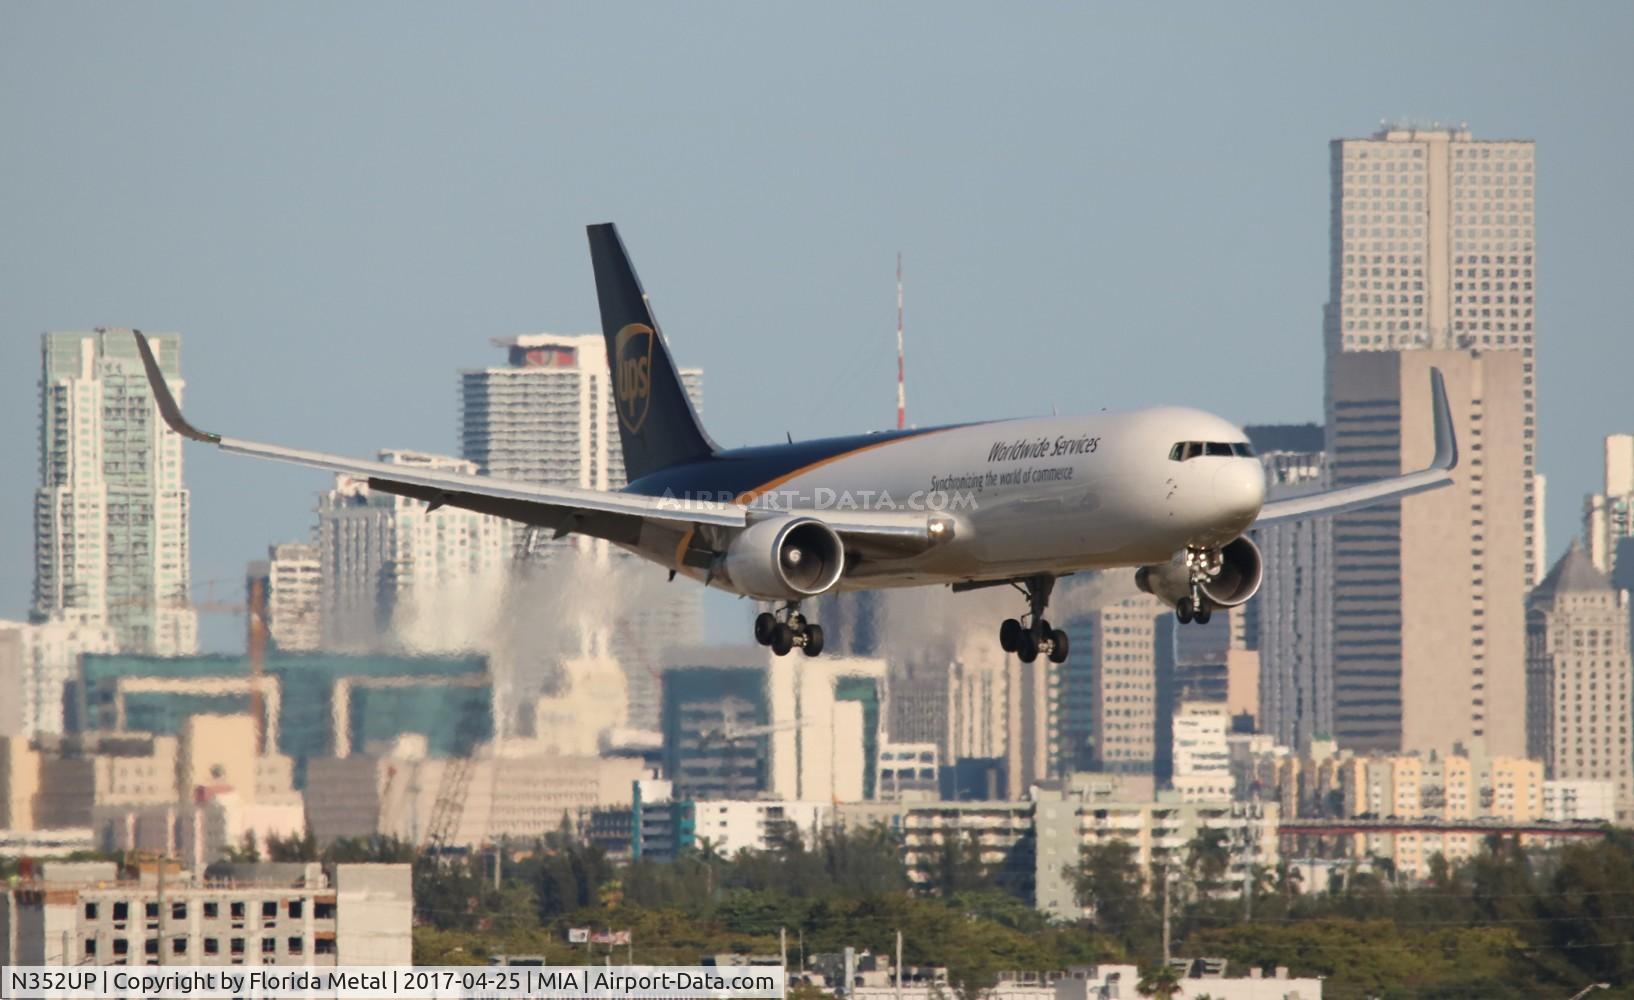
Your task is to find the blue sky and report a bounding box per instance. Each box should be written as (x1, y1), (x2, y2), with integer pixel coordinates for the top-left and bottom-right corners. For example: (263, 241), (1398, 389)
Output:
(3, 3), (1631, 647)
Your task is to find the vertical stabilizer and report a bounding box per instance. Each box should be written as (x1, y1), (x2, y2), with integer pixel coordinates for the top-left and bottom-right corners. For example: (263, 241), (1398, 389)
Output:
(586, 223), (717, 481)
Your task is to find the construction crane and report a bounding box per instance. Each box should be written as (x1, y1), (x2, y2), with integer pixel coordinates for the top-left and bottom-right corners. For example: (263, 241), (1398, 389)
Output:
(420, 755), (477, 856)
(699, 719), (810, 746)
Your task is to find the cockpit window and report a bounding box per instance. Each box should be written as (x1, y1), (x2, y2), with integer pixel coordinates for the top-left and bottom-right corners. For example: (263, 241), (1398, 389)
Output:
(1169, 441), (1255, 461)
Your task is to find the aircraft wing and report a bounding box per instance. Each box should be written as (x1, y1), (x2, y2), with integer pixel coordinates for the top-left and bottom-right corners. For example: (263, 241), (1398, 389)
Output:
(133, 332), (946, 557)
(1252, 367), (1458, 527)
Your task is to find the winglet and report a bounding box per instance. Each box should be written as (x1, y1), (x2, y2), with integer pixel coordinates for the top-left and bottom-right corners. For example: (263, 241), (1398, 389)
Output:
(133, 331), (220, 444)
(1428, 367), (1457, 472)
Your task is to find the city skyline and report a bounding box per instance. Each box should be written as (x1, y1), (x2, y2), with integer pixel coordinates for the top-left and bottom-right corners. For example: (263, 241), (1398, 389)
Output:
(3, 5), (1632, 650)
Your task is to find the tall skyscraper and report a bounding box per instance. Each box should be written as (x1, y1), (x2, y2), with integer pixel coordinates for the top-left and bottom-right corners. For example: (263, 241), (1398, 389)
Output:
(1328, 349), (1529, 757)
(1526, 542), (1633, 823)
(459, 334), (704, 728)
(33, 330), (198, 655)
(1325, 126), (1536, 757)
(1324, 125), (1538, 577)
(1245, 424), (1334, 751)
(316, 450), (511, 652)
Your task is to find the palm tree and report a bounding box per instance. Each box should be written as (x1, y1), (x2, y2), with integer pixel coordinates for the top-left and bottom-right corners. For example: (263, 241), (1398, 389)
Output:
(1136, 963), (1181, 999)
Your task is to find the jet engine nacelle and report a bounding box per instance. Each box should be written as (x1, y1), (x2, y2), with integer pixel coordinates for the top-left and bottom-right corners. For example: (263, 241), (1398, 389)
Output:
(721, 516), (846, 600)
(1134, 536), (1263, 609)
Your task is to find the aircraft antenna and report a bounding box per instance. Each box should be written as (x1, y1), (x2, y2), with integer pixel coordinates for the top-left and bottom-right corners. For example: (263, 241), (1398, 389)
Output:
(896, 252), (906, 430)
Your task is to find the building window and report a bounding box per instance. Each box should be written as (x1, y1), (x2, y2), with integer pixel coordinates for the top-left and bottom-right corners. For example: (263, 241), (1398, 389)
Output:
(85, 902), (98, 921)
(144, 939), (158, 956)
(204, 902), (218, 919)
(315, 938), (336, 955)
(231, 902), (245, 922)
(314, 901), (336, 920)
(204, 938), (219, 956)
(171, 902), (186, 920)
(288, 937), (304, 955)
(172, 937), (187, 956)
(261, 938), (276, 955)
(231, 938), (245, 956)
(287, 900), (303, 920)
(84, 938), (97, 957)
(113, 939), (128, 956)
(145, 902), (159, 920)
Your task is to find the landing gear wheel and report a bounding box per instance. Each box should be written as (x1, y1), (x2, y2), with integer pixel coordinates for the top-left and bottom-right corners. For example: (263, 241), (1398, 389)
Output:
(1194, 601), (1213, 625)
(754, 612), (777, 646)
(996, 574), (1058, 661)
(771, 623), (796, 656)
(1176, 597), (1195, 624)
(999, 618), (1022, 653)
(801, 624), (825, 657)
(1048, 629), (1070, 663)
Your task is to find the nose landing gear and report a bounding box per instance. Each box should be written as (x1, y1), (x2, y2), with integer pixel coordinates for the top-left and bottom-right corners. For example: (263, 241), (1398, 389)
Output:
(754, 603), (825, 657)
(1175, 545), (1218, 625)
(996, 574), (1070, 664)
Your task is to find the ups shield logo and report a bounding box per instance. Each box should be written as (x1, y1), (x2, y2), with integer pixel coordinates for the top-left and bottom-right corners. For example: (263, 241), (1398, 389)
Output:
(614, 323), (655, 433)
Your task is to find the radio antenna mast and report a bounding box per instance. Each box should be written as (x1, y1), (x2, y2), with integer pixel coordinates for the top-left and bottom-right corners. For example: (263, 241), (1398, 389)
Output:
(896, 253), (906, 430)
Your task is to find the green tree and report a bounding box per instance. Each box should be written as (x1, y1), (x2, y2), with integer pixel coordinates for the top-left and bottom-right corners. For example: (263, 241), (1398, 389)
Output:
(266, 828), (317, 861)
(1136, 963), (1180, 999)
(1071, 841), (1157, 955)
(1184, 828), (1231, 897)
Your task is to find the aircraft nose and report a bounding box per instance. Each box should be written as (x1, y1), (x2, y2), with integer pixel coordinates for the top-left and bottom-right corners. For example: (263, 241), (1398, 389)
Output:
(1213, 460), (1265, 521)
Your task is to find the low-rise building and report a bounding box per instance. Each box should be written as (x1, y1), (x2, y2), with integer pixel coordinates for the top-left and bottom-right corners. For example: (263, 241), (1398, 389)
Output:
(0, 860), (410, 966)
(876, 742), (940, 801)
(304, 741), (646, 848)
(1033, 780), (1278, 920)
(1543, 779), (1618, 823)
(837, 799), (1037, 896)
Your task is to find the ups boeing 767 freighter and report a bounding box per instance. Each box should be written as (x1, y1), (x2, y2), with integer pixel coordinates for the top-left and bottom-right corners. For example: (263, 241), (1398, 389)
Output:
(134, 223), (1457, 663)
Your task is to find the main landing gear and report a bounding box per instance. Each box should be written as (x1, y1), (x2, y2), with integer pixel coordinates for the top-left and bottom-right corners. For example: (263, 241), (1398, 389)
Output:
(1174, 545), (1216, 626)
(997, 574), (1070, 664)
(754, 602), (825, 658)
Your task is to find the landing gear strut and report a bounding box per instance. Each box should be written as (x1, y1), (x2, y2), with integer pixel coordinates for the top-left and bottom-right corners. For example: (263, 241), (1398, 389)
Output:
(754, 602), (825, 658)
(996, 574), (1070, 664)
(1175, 545), (1217, 625)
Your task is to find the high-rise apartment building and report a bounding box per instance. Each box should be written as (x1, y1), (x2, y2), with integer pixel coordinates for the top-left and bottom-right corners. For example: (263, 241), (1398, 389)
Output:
(1525, 542), (1633, 823)
(1585, 433), (1634, 575)
(459, 334), (704, 728)
(1325, 127), (1535, 757)
(316, 450), (511, 652)
(1245, 425), (1334, 751)
(1057, 595), (1164, 776)
(34, 330), (198, 655)
(248, 542), (322, 652)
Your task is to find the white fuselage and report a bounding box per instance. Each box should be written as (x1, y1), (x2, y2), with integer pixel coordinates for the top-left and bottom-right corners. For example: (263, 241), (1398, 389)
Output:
(641, 405), (1266, 594)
